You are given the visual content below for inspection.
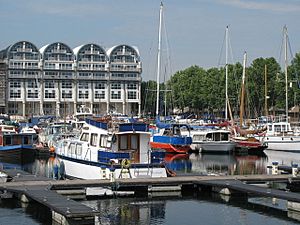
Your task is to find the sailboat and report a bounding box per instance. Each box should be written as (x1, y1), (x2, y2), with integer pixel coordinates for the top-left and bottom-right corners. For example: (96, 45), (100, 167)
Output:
(256, 26), (300, 152)
(230, 52), (267, 153)
(149, 2), (192, 154)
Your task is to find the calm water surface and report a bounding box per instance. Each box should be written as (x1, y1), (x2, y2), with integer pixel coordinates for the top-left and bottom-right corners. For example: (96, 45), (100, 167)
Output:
(0, 150), (300, 225)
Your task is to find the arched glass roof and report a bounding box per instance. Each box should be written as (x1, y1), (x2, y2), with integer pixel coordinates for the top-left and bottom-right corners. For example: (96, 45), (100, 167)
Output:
(74, 43), (108, 62)
(108, 45), (140, 63)
(7, 41), (40, 60)
(40, 42), (74, 61)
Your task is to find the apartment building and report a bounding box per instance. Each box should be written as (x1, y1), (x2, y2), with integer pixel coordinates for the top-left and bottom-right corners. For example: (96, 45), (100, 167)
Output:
(0, 41), (142, 118)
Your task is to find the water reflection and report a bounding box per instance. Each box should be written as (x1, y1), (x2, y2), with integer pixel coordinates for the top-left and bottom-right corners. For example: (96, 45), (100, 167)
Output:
(81, 196), (300, 225)
(1, 150), (298, 179)
(165, 152), (268, 176)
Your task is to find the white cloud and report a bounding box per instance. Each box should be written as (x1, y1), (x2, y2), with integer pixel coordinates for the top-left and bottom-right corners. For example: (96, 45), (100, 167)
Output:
(216, 0), (300, 12)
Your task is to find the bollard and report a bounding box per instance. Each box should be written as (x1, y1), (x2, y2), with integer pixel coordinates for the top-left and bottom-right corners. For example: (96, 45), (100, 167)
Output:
(272, 162), (279, 175)
(109, 168), (115, 182)
(292, 164), (298, 177)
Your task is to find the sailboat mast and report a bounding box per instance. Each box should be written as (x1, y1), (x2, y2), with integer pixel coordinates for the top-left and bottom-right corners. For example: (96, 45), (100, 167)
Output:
(225, 26), (229, 120)
(284, 25), (289, 123)
(264, 64), (268, 116)
(240, 51), (247, 126)
(155, 2), (163, 116)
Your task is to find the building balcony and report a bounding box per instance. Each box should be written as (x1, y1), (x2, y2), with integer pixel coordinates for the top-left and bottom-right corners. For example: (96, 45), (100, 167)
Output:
(84, 50), (100, 54)
(51, 49), (67, 54)
(16, 48), (33, 53)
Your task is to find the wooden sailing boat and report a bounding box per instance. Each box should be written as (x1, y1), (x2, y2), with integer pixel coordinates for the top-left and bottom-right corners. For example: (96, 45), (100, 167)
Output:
(149, 2), (192, 154)
(231, 52), (267, 153)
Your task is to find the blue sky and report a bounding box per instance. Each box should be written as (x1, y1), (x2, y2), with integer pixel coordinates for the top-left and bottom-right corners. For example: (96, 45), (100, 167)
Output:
(0, 0), (299, 81)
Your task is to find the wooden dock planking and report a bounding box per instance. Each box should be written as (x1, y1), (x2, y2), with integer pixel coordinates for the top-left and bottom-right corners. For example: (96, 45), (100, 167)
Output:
(2, 184), (99, 219)
(1, 174), (300, 220)
(197, 179), (300, 203)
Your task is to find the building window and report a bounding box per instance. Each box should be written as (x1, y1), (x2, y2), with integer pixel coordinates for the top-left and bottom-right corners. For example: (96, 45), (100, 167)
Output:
(95, 91), (105, 99)
(78, 82), (89, 89)
(61, 81), (72, 89)
(44, 63), (56, 69)
(61, 72), (73, 77)
(126, 73), (137, 78)
(62, 90), (72, 99)
(27, 80), (38, 88)
(111, 73), (124, 78)
(128, 91), (137, 99)
(111, 83), (121, 89)
(27, 90), (38, 98)
(45, 71), (58, 76)
(10, 81), (21, 88)
(95, 82), (105, 89)
(78, 72), (92, 77)
(79, 90), (89, 99)
(10, 90), (21, 98)
(127, 83), (137, 90)
(45, 81), (55, 88)
(9, 71), (22, 76)
(94, 72), (105, 77)
(111, 91), (121, 99)
(45, 90), (55, 98)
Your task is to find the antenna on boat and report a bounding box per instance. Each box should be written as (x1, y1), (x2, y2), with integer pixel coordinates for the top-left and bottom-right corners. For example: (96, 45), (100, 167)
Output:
(155, 2), (163, 117)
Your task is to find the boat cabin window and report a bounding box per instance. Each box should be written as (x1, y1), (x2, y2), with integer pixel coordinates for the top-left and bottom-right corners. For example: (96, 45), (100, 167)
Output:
(4, 136), (12, 145)
(206, 133), (213, 141)
(90, 133), (98, 147)
(274, 125), (281, 132)
(23, 136), (29, 144)
(268, 125), (272, 131)
(99, 135), (108, 147)
(76, 144), (82, 156)
(163, 128), (172, 136)
(193, 134), (204, 142)
(80, 133), (89, 142)
(119, 134), (139, 150)
(69, 143), (75, 155)
(220, 132), (229, 141)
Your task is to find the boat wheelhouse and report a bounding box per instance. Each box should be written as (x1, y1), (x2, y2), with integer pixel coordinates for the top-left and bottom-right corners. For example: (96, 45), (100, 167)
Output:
(186, 128), (236, 153)
(55, 118), (167, 179)
(0, 124), (35, 157)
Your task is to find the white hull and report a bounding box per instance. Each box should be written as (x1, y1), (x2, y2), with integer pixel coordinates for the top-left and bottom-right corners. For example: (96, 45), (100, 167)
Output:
(191, 142), (236, 153)
(0, 172), (7, 182)
(261, 136), (300, 152)
(59, 156), (167, 180)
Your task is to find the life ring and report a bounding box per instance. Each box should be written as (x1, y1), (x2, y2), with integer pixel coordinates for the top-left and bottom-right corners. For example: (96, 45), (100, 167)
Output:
(121, 159), (131, 169)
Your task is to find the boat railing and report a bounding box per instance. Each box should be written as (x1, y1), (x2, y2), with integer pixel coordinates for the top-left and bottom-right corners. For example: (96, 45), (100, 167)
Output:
(86, 118), (149, 133)
(258, 115), (289, 124)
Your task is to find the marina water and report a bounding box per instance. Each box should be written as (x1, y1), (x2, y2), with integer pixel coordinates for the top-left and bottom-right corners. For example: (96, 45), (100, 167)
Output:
(0, 150), (300, 225)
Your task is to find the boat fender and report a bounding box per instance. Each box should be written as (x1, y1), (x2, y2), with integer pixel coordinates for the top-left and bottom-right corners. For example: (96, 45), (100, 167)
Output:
(111, 134), (117, 143)
(59, 161), (66, 180)
(49, 146), (55, 153)
(121, 159), (131, 169)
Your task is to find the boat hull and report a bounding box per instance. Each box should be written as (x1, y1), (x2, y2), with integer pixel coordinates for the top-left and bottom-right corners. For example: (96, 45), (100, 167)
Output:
(262, 136), (300, 152)
(150, 142), (190, 154)
(0, 145), (35, 159)
(57, 154), (167, 179)
(192, 142), (236, 153)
